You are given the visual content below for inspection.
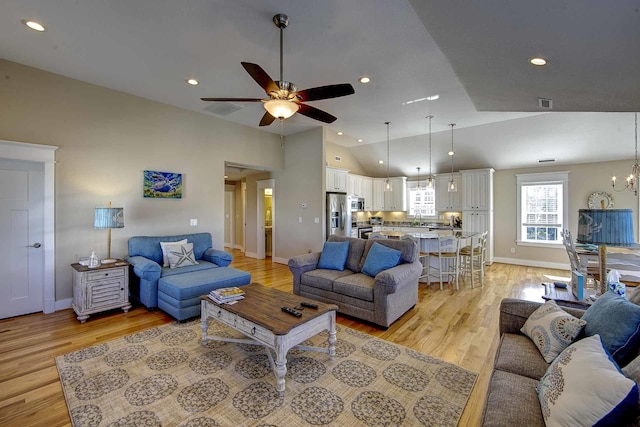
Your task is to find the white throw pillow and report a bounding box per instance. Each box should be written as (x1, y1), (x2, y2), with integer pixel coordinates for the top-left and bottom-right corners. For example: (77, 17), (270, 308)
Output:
(520, 300), (586, 363)
(160, 239), (187, 267)
(537, 334), (639, 426)
(166, 242), (199, 269)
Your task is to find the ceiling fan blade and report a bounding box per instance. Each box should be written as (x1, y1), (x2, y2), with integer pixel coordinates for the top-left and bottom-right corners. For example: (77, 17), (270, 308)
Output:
(241, 62), (279, 95)
(297, 103), (337, 124)
(296, 84), (355, 102)
(200, 98), (264, 102)
(259, 111), (276, 127)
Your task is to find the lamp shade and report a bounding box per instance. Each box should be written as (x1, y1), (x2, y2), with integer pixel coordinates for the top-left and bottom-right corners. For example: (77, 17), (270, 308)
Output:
(577, 209), (634, 245)
(263, 99), (298, 119)
(94, 207), (124, 229)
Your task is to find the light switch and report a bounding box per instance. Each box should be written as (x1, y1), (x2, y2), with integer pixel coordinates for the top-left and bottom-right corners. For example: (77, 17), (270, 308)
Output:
(314, 217), (319, 223)
(298, 217), (303, 223)
(190, 219), (198, 226)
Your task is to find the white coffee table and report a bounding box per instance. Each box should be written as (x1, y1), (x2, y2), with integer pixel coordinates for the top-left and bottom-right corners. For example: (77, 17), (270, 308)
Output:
(200, 283), (337, 394)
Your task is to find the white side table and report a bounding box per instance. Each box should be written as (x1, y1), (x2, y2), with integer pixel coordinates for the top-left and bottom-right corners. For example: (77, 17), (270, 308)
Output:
(71, 260), (131, 323)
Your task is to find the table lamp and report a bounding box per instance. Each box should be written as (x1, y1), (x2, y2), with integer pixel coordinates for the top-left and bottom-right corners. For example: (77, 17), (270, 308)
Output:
(94, 202), (124, 263)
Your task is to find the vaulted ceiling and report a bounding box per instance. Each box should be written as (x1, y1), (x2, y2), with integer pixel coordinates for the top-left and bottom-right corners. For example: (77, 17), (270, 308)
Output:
(2, 0), (639, 178)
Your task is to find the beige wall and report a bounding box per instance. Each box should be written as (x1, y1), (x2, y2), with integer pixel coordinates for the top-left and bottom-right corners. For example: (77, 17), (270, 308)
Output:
(0, 59), (284, 301)
(274, 127), (325, 259)
(494, 160), (639, 267)
(325, 140), (367, 175)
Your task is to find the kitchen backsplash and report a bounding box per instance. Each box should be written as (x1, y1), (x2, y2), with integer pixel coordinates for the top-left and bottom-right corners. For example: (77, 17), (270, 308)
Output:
(352, 211), (462, 227)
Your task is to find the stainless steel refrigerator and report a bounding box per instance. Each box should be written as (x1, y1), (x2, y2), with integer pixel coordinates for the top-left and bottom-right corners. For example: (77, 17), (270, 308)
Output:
(326, 193), (351, 239)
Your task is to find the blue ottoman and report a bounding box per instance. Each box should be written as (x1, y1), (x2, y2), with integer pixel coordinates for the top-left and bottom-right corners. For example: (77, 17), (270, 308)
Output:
(157, 267), (251, 320)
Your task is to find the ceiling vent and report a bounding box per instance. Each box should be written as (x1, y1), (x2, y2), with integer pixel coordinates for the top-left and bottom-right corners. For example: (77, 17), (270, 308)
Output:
(538, 98), (553, 109)
(204, 102), (243, 116)
(538, 158), (556, 163)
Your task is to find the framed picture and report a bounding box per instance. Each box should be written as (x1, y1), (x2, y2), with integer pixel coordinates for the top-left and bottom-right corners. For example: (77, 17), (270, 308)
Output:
(143, 170), (183, 199)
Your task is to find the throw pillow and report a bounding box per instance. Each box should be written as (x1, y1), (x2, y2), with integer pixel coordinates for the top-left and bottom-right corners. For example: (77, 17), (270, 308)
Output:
(622, 354), (640, 385)
(520, 300), (586, 363)
(160, 239), (187, 267)
(361, 242), (402, 277)
(537, 334), (639, 426)
(317, 241), (350, 271)
(166, 242), (199, 269)
(582, 291), (640, 366)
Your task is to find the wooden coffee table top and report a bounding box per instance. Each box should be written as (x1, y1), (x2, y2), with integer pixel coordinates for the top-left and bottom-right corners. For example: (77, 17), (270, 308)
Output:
(201, 283), (337, 335)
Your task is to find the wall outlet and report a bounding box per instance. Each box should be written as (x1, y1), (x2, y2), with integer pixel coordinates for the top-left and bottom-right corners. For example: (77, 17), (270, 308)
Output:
(314, 217), (319, 224)
(510, 247), (516, 254)
(190, 219), (198, 226)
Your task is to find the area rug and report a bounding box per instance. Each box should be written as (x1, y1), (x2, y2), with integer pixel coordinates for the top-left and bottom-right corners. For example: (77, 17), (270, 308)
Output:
(56, 319), (478, 426)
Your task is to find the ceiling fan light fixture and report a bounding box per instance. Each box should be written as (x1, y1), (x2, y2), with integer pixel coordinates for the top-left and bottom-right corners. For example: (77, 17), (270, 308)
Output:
(264, 99), (298, 119)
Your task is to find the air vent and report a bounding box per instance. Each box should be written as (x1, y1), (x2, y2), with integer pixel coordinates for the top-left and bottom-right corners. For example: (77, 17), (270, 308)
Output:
(334, 155), (342, 162)
(204, 102), (243, 116)
(538, 158), (556, 163)
(538, 98), (553, 109)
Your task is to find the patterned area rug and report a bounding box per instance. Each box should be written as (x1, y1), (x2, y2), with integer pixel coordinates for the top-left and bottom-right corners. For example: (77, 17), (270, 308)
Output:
(56, 319), (478, 426)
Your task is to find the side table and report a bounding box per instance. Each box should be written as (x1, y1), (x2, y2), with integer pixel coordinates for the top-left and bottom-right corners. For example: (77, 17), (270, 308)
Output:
(71, 260), (131, 323)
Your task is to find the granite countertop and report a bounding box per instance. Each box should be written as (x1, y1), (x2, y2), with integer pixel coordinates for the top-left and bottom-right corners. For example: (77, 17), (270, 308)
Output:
(370, 230), (478, 239)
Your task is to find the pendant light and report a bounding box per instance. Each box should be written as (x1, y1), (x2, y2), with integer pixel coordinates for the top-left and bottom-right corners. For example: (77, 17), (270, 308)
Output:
(611, 112), (639, 196)
(448, 123), (458, 192)
(426, 115), (434, 188)
(384, 121), (392, 191)
(416, 167), (423, 190)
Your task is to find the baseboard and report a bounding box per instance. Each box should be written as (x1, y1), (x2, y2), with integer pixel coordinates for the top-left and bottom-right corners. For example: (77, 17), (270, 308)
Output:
(234, 244), (244, 251)
(272, 256), (288, 265)
(493, 257), (569, 270)
(244, 252), (258, 259)
(55, 298), (73, 311)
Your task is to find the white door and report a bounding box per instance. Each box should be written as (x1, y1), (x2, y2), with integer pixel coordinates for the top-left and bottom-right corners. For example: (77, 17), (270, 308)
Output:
(224, 190), (235, 249)
(0, 159), (45, 318)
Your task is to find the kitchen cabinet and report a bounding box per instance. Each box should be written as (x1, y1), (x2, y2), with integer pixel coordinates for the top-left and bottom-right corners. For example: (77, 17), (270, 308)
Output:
(362, 177), (373, 210)
(372, 177), (406, 211)
(326, 167), (348, 192)
(435, 173), (462, 211)
(463, 210), (493, 264)
(461, 168), (494, 210)
(347, 174), (363, 197)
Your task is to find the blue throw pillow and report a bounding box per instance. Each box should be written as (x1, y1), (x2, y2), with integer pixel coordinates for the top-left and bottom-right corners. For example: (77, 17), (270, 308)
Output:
(317, 241), (350, 271)
(582, 291), (640, 366)
(361, 242), (402, 277)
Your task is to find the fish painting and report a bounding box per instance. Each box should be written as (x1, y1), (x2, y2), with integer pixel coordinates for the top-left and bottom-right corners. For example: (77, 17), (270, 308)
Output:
(143, 170), (183, 198)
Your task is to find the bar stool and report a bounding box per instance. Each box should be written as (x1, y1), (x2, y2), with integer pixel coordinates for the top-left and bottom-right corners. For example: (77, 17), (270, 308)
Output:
(460, 231), (487, 288)
(401, 235), (428, 282)
(427, 235), (461, 290)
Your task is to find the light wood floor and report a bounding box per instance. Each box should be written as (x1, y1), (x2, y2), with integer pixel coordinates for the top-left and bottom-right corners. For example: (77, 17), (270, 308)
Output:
(0, 250), (564, 427)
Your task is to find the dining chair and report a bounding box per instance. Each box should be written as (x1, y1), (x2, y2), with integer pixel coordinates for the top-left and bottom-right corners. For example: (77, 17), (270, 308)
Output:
(401, 234), (428, 282)
(368, 232), (387, 239)
(427, 235), (461, 290)
(460, 231), (486, 288)
(562, 229), (598, 286)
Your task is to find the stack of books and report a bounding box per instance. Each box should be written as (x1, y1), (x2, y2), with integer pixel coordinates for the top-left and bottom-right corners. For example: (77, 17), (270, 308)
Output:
(208, 287), (245, 304)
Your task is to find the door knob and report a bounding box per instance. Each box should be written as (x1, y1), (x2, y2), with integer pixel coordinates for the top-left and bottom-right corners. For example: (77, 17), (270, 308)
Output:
(27, 243), (42, 248)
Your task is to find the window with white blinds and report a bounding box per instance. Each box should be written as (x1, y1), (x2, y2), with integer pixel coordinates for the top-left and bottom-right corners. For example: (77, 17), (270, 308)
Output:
(516, 172), (569, 246)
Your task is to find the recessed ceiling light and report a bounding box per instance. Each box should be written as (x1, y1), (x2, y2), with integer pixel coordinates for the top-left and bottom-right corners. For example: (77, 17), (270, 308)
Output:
(358, 76), (371, 84)
(448, 150), (454, 156)
(186, 78), (199, 86)
(336, 131), (343, 136)
(357, 139), (363, 143)
(529, 57), (547, 66)
(22, 19), (46, 32)
(378, 160), (384, 164)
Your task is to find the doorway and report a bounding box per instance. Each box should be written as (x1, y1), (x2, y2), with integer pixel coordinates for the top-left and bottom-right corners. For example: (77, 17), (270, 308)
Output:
(0, 140), (57, 317)
(224, 185), (235, 250)
(257, 179), (275, 260)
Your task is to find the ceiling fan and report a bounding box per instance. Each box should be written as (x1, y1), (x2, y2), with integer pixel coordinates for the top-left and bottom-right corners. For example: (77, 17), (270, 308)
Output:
(201, 13), (355, 127)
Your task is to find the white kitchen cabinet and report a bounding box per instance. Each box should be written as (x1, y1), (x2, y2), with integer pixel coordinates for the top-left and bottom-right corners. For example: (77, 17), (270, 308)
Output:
(435, 173), (462, 211)
(461, 168), (494, 210)
(326, 167), (348, 192)
(384, 177), (407, 211)
(347, 174), (363, 197)
(372, 179), (386, 211)
(362, 177), (373, 210)
(463, 210), (494, 264)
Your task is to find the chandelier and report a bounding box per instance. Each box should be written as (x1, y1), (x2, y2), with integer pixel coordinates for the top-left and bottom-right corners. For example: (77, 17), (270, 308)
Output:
(611, 112), (639, 196)
(448, 123), (458, 192)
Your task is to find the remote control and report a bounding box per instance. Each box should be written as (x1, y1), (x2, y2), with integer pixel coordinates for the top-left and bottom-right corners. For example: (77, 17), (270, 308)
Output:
(300, 302), (318, 309)
(554, 282), (568, 289)
(281, 306), (302, 317)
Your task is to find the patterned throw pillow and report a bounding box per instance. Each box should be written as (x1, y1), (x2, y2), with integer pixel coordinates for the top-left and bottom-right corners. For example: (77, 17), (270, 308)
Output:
(537, 334), (639, 426)
(160, 239), (187, 267)
(520, 300), (586, 363)
(166, 242), (199, 269)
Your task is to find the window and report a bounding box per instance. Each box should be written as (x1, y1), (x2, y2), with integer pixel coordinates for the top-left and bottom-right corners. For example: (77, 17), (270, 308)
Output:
(407, 181), (436, 218)
(516, 172), (569, 247)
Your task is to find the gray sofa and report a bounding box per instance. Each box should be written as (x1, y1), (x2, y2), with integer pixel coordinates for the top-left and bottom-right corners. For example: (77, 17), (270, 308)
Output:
(288, 235), (422, 328)
(482, 298), (640, 426)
